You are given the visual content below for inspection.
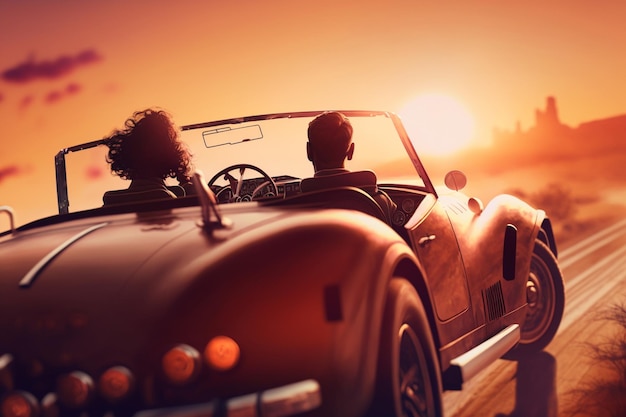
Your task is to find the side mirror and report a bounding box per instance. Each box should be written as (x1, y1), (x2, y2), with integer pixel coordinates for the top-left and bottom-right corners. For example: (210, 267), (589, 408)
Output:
(444, 170), (467, 191)
(444, 171), (484, 214)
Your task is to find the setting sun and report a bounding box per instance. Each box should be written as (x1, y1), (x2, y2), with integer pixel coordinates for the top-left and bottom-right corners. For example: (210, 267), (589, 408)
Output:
(400, 94), (476, 156)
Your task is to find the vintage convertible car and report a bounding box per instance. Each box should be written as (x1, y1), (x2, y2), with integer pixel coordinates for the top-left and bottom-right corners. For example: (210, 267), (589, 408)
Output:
(0, 111), (564, 417)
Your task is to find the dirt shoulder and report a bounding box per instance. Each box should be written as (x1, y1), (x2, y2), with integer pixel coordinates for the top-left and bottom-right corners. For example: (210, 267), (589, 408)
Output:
(423, 151), (626, 248)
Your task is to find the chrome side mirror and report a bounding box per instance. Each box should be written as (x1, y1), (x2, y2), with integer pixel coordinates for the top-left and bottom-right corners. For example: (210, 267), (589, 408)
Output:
(444, 171), (483, 214)
(444, 170), (467, 191)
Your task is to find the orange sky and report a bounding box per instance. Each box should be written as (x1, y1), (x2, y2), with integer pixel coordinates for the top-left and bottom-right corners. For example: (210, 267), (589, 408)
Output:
(1, 0), (626, 228)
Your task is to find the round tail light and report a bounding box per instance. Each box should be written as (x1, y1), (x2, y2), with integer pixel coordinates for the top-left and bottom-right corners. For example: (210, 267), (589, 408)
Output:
(56, 371), (93, 409)
(99, 366), (134, 402)
(1, 391), (39, 417)
(204, 336), (240, 371)
(162, 344), (201, 385)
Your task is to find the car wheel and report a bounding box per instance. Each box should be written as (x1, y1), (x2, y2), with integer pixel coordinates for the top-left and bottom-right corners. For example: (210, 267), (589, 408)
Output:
(368, 277), (443, 417)
(511, 239), (565, 357)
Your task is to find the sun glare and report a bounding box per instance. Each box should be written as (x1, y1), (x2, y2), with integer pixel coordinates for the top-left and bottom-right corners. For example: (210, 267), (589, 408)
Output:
(399, 94), (476, 156)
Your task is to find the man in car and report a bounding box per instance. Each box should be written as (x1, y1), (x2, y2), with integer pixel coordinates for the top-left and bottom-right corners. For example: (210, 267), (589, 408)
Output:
(302, 111), (397, 223)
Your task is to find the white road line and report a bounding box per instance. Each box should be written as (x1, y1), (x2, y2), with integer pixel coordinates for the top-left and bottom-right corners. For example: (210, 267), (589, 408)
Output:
(558, 218), (626, 269)
(564, 245), (626, 290)
(558, 256), (626, 335)
(556, 220), (626, 334)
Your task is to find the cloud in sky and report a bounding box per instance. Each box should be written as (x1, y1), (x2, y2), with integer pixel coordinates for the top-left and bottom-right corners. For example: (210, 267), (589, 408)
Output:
(19, 95), (35, 110)
(0, 165), (23, 183)
(1, 49), (103, 84)
(85, 164), (105, 180)
(44, 83), (83, 104)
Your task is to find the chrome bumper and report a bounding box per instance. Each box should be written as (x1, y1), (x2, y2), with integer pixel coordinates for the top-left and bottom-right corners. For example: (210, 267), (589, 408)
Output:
(134, 379), (321, 417)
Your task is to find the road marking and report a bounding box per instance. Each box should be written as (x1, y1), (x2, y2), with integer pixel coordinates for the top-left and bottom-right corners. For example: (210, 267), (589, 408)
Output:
(564, 245), (626, 290)
(558, 250), (626, 335)
(556, 220), (626, 334)
(558, 217), (626, 269)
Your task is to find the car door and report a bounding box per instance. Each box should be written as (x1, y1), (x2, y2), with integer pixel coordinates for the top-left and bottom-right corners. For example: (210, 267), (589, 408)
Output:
(404, 194), (470, 322)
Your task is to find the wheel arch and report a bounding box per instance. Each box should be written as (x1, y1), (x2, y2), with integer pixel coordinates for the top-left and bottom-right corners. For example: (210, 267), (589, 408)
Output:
(391, 256), (442, 353)
(536, 212), (558, 258)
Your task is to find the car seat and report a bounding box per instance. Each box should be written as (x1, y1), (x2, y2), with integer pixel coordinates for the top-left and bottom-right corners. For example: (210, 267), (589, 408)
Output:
(102, 188), (179, 206)
(272, 186), (388, 222)
(300, 170), (378, 194)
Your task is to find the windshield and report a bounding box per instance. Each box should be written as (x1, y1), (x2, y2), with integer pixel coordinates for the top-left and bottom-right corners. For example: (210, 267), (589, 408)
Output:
(57, 111), (430, 214)
(180, 111), (427, 185)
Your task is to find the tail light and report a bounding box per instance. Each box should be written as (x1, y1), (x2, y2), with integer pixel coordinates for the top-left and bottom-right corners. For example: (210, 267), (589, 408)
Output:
(1, 391), (39, 417)
(161, 344), (201, 385)
(99, 366), (134, 402)
(56, 371), (93, 409)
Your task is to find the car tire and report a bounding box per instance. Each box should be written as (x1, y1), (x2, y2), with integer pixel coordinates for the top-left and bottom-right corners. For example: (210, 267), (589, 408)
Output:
(368, 277), (443, 417)
(509, 239), (565, 358)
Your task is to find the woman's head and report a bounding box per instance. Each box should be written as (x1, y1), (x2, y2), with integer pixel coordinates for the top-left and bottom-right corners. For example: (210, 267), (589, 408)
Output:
(106, 108), (192, 181)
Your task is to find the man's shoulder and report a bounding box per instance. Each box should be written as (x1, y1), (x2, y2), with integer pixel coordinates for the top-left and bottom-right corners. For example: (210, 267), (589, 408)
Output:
(314, 168), (351, 177)
(303, 170), (377, 192)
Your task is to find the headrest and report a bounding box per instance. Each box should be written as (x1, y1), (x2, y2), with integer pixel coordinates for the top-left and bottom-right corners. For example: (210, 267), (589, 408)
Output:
(103, 188), (177, 206)
(300, 170), (377, 193)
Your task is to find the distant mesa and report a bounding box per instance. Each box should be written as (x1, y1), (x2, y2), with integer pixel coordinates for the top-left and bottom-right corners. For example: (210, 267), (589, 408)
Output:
(493, 96), (626, 158)
(417, 96), (626, 178)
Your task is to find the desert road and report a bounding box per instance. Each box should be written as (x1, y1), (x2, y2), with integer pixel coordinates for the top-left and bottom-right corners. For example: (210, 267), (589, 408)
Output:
(443, 217), (626, 417)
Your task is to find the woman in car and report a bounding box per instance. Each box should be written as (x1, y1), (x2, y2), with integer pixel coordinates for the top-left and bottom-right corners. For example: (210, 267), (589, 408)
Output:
(103, 108), (194, 204)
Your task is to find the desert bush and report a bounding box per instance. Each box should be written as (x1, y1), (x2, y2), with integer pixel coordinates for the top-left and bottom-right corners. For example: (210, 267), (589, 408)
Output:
(564, 303), (626, 417)
(529, 183), (577, 221)
(505, 183), (576, 221)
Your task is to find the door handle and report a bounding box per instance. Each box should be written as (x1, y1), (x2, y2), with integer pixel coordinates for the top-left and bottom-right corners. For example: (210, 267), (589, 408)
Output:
(418, 234), (436, 246)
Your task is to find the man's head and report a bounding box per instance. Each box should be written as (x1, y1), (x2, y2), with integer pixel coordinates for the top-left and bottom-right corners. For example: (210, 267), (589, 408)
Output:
(307, 111), (355, 171)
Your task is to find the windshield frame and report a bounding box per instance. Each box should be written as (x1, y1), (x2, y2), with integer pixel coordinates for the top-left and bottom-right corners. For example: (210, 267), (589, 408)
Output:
(54, 110), (435, 215)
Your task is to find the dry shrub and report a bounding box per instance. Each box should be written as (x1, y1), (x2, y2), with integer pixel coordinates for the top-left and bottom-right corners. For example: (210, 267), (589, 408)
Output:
(563, 303), (626, 417)
(530, 183), (577, 221)
(505, 183), (576, 222)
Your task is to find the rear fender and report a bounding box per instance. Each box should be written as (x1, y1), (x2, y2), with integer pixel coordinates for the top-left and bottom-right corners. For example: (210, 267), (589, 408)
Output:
(159, 210), (410, 412)
(450, 194), (547, 323)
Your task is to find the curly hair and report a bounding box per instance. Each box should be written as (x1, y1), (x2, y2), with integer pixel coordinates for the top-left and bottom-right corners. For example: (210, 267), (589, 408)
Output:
(106, 108), (192, 181)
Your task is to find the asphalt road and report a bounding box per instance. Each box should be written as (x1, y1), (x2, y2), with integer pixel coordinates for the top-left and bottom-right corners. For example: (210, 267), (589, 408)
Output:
(443, 217), (626, 417)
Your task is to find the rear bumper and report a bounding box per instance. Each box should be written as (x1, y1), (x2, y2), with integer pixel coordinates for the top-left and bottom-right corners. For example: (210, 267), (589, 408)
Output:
(134, 379), (321, 417)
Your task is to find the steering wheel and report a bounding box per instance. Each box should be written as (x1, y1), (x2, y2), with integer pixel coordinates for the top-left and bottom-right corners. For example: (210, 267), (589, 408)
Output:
(207, 164), (278, 203)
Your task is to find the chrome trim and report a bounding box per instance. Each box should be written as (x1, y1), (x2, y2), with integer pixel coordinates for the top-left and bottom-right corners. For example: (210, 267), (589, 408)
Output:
(260, 379), (321, 417)
(134, 401), (217, 417)
(0, 353), (14, 391)
(133, 379), (322, 417)
(227, 393), (257, 417)
(192, 171), (233, 233)
(0, 354), (13, 370)
(19, 222), (108, 288)
(0, 206), (15, 233)
(445, 324), (520, 390)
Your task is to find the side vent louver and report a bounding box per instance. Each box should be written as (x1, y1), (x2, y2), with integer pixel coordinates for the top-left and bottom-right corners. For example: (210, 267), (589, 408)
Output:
(483, 281), (506, 321)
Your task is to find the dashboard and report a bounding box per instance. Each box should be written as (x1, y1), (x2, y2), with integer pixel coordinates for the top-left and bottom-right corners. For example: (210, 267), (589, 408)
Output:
(211, 175), (427, 230)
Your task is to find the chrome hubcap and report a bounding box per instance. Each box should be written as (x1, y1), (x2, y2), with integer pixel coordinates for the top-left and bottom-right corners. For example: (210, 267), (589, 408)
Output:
(522, 253), (555, 343)
(526, 278), (538, 306)
(399, 324), (429, 417)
